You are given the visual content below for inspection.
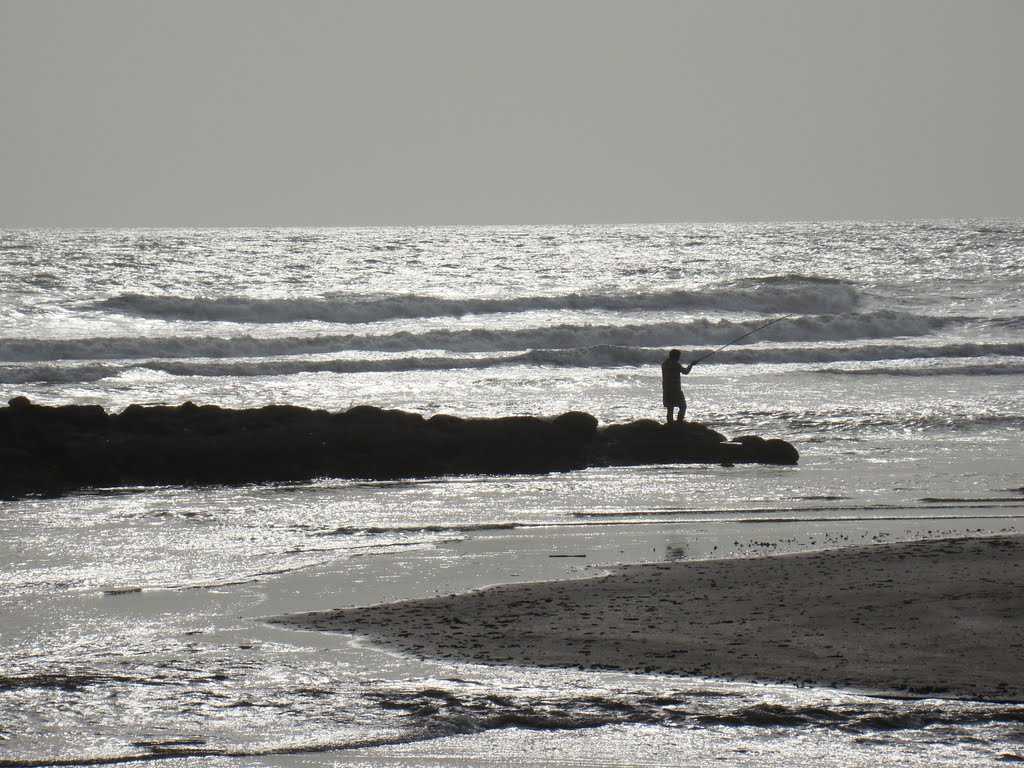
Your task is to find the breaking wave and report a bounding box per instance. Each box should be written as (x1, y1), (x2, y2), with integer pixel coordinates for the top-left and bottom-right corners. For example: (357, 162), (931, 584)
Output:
(817, 362), (1024, 377)
(0, 311), (960, 362)
(87, 278), (860, 324)
(518, 341), (1024, 368)
(2, 340), (1022, 385)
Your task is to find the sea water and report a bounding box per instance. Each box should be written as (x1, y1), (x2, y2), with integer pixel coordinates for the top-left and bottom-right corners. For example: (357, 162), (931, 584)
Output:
(1, 221), (1023, 766)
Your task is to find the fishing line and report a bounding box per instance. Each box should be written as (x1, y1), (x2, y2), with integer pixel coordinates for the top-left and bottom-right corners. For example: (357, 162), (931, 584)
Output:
(691, 314), (795, 366)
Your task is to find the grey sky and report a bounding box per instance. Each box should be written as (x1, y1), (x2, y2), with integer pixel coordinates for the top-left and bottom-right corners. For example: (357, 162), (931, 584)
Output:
(1, 0), (1021, 226)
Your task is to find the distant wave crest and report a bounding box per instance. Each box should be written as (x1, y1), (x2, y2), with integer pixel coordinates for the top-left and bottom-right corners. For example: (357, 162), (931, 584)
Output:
(0, 311), (956, 362)
(87, 277), (861, 324)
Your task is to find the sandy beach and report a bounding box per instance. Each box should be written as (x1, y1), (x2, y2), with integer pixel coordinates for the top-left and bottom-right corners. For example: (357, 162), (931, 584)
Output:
(274, 535), (1024, 702)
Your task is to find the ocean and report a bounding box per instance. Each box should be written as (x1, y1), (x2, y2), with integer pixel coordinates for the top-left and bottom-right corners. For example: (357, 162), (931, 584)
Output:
(1, 221), (1023, 766)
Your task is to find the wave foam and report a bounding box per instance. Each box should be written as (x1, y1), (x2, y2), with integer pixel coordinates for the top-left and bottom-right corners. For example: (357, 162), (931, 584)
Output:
(0, 312), (956, 362)
(818, 362), (1024, 377)
(2, 341), (1022, 385)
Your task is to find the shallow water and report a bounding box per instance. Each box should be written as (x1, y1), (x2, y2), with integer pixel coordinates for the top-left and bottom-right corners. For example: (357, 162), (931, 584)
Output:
(2, 221), (1023, 765)
(5, 513), (1024, 767)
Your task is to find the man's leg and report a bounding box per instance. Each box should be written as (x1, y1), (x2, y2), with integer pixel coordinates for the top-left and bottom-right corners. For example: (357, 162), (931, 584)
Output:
(666, 406), (674, 424)
(677, 396), (687, 422)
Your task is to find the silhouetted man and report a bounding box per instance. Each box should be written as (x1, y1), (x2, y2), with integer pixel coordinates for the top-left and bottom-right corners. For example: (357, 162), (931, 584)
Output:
(661, 349), (693, 423)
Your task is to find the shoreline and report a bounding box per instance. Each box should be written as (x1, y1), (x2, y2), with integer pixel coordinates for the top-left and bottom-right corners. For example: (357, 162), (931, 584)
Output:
(272, 534), (1024, 702)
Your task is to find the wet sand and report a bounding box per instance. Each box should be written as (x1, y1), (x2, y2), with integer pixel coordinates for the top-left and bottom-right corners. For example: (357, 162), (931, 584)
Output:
(273, 535), (1024, 701)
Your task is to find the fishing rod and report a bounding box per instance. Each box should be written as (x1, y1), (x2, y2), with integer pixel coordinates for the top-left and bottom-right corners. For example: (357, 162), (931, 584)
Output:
(690, 314), (795, 366)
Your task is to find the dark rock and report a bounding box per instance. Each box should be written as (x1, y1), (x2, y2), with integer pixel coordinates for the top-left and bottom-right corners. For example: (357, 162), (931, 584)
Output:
(597, 420), (731, 465)
(339, 405), (425, 431)
(762, 438), (800, 465)
(733, 434), (767, 449)
(0, 400), (799, 498)
(601, 419), (663, 442)
(548, 411), (599, 440)
(54, 404), (109, 432)
(721, 435), (800, 465)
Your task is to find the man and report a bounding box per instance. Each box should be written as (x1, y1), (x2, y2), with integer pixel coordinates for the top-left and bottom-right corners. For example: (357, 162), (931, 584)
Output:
(661, 349), (694, 424)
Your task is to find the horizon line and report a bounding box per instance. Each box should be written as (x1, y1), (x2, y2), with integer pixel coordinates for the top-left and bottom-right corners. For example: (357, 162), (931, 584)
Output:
(2, 215), (1020, 231)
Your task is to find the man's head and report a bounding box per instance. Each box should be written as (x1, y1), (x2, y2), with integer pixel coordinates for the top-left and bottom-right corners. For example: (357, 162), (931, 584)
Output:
(668, 349), (681, 360)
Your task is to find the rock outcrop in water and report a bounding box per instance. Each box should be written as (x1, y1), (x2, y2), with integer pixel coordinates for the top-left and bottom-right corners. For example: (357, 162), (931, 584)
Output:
(0, 397), (798, 498)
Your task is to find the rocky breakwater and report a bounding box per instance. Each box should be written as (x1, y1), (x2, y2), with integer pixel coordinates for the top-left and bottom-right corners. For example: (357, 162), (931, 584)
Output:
(0, 397), (798, 498)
